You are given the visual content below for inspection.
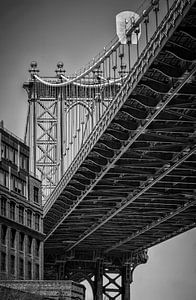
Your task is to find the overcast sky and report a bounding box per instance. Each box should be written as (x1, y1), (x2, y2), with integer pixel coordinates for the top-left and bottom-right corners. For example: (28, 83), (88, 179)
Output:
(0, 1), (195, 299)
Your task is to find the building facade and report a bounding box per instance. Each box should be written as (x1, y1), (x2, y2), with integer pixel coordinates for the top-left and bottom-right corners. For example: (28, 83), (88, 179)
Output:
(0, 121), (44, 280)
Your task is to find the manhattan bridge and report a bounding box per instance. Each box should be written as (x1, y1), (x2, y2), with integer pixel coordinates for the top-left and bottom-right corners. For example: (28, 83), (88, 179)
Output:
(23, 0), (196, 299)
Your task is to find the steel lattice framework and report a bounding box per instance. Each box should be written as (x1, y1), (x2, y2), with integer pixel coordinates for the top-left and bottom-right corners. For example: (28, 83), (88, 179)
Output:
(24, 0), (196, 298)
(24, 73), (116, 202)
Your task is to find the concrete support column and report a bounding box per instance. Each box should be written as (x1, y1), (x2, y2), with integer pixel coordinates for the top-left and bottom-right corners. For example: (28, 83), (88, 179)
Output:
(121, 264), (132, 300)
(94, 259), (103, 300)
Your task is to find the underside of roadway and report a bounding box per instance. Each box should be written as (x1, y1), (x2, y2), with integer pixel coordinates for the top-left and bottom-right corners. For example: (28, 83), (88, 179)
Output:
(43, 1), (196, 280)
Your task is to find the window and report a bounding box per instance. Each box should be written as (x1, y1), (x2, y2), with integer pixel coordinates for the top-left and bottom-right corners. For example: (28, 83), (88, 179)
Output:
(10, 229), (16, 248)
(35, 263), (39, 280)
(27, 261), (32, 279)
(14, 150), (18, 166)
(0, 170), (4, 186)
(5, 172), (9, 188)
(34, 186), (39, 203)
(27, 210), (32, 227)
(35, 239), (40, 257)
(1, 143), (18, 165)
(19, 258), (24, 278)
(1, 143), (8, 160)
(19, 232), (24, 252)
(19, 206), (24, 224)
(1, 143), (6, 158)
(1, 225), (7, 245)
(22, 181), (27, 197)
(19, 155), (23, 169)
(11, 176), (26, 197)
(0, 170), (9, 188)
(20, 154), (28, 171)
(10, 175), (14, 190)
(18, 180), (22, 194)
(1, 252), (6, 272)
(23, 156), (28, 171)
(1, 197), (6, 216)
(35, 214), (40, 231)
(10, 201), (15, 220)
(27, 236), (32, 254)
(10, 255), (15, 275)
(9, 147), (14, 163)
(14, 178), (21, 194)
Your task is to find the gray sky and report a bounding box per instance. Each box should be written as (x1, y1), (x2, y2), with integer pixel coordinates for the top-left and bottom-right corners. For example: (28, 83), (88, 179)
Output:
(0, 1), (195, 299)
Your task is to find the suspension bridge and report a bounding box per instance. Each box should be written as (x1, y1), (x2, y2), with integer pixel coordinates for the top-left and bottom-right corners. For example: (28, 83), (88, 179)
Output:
(23, 0), (196, 299)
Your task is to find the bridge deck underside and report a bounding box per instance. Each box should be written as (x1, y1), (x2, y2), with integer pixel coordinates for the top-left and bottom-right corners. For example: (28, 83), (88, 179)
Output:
(44, 3), (196, 265)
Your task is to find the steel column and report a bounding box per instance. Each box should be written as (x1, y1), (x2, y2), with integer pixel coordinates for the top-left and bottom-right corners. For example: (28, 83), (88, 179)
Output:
(56, 62), (65, 180)
(121, 264), (132, 300)
(29, 62), (38, 176)
(94, 259), (104, 300)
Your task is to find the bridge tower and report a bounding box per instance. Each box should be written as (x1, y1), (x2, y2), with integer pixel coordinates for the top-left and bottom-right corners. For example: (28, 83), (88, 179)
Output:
(23, 61), (116, 203)
(24, 60), (120, 204)
(24, 62), (64, 201)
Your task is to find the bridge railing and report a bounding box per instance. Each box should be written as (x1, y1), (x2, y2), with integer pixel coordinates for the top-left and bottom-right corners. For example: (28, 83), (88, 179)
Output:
(70, 0), (172, 78)
(26, 0), (181, 204)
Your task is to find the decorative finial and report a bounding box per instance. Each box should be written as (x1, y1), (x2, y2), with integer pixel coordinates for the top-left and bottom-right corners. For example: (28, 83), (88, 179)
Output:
(30, 61), (37, 69)
(55, 61), (65, 77)
(29, 61), (39, 77)
(57, 61), (64, 69)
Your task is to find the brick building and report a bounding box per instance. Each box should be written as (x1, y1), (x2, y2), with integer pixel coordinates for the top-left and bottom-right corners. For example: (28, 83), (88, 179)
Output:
(0, 121), (44, 280)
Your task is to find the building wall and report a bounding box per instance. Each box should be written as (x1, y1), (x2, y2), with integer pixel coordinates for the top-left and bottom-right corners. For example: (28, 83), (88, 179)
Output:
(0, 280), (86, 300)
(0, 124), (44, 280)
